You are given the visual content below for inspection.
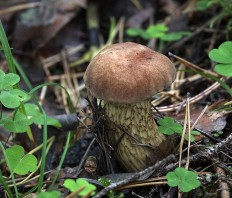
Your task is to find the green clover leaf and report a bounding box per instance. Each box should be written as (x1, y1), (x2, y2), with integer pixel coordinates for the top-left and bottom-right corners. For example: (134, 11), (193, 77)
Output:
(0, 112), (33, 132)
(166, 167), (201, 192)
(63, 178), (96, 196)
(5, 145), (37, 175)
(24, 103), (61, 127)
(158, 117), (201, 142)
(0, 70), (20, 90)
(214, 63), (232, 76)
(0, 88), (31, 108)
(157, 117), (183, 135)
(209, 41), (232, 76)
(126, 28), (150, 40)
(185, 130), (201, 142)
(146, 24), (168, 38)
(37, 191), (61, 198)
(161, 31), (191, 41)
(209, 41), (232, 64)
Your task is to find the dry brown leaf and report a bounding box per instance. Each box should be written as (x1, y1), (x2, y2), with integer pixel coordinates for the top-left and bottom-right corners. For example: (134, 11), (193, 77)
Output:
(174, 109), (227, 133)
(12, 0), (86, 53)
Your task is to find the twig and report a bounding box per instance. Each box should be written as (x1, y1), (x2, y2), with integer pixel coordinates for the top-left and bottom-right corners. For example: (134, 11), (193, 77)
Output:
(191, 104), (209, 130)
(35, 130), (232, 197)
(165, 132), (232, 173)
(164, 14), (223, 53)
(93, 155), (175, 198)
(185, 95), (191, 170)
(178, 97), (188, 167)
(77, 138), (96, 172)
(154, 80), (223, 112)
(168, 52), (219, 78)
(0, 2), (40, 16)
(215, 165), (230, 198)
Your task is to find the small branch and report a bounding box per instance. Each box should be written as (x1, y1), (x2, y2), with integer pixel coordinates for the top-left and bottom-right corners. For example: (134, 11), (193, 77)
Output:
(154, 80), (223, 112)
(94, 131), (232, 198)
(165, 132), (232, 173)
(93, 155), (175, 198)
(168, 52), (219, 77)
(215, 165), (230, 198)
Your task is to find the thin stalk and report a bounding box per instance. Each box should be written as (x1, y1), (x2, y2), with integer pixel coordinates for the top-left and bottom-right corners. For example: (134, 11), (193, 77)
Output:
(0, 21), (35, 142)
(0, 170), (13, 198)
(29, 82), (74, 192)
(13, 59), (33, 91)
(0, 142), (18, 198)
(48, 131), (71, 191)
(0, 21), (16, 73)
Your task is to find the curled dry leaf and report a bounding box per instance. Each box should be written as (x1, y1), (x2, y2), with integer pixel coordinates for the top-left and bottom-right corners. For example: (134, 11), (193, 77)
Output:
(174, 109), (227, 134)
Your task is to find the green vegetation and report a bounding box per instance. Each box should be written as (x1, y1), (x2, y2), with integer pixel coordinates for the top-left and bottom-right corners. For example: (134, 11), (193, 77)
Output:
(166, 167), (201, 192)
(63, 178), (96, 197)
(0, 1), (231, 194)
(5, 145), (37, 175)
(98, 178), (124, 198)
(209, 41), (232, 76)
(126, 24), (191, 51)
(37, 191), (61, 198)
(0, 21), (75, 198)
(157, 117), (200, 142)
(127, 24), (190, 41)
(197, 0), (232, 39)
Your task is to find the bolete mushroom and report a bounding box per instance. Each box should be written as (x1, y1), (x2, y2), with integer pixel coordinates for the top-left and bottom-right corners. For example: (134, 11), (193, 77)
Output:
(84, 42), (176, 172)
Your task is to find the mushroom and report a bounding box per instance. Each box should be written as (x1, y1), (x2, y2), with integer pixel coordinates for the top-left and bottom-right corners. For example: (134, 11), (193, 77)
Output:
(84, 42), (176, 172)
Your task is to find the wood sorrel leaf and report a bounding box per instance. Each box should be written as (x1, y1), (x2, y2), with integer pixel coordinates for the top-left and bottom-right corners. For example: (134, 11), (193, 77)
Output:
(209, 41), (232, 64)
(5, 145), (37, 175)
(0, 70), (20, 90)
(166, 167), (201, 192)
(1, 112), (32, 132)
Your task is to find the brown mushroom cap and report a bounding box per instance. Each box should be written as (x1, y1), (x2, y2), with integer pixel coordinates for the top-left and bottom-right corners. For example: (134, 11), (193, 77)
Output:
(84, 42), (176, 104)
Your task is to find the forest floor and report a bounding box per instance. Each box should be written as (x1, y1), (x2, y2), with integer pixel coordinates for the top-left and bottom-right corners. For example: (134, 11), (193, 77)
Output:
(0, 0), (232, 197)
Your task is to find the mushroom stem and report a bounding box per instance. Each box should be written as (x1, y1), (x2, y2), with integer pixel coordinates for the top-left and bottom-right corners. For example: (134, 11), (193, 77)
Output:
(104, 99), (166, 172)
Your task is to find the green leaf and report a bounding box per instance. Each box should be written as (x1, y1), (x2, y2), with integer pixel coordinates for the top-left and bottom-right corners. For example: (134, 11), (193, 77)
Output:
(196, 0), (209, 11)
(24, 103), (41, 117)
(185, 130), (201, 142)
(161, 31), (191, 41)
(0, 89), (30, 108)
(126, 28), (144, 36)
(158, 126), (175, 135)
(1, 112), (33, 132)
(5, 145), (37, 175)
(24, 103), (61, 127)
(166, 172), (179, 186)
(191, 130), (201, 135)
(157, 117), (183, 135)
(0, 91), (20, 108)
(146, 24), (168, 38)
(214, 63), (232, 76)
(209, 41), (232, 64)
(37, 191), (61, 198)
(180, 170), (201, 192)
(166, 167), (201, 192)
(0, 70), (20, 90)
(184, 134), (195, 142)
(63, 178), (96, 196)
(126, 28), (150, 40)
(161, 32), (182, 41)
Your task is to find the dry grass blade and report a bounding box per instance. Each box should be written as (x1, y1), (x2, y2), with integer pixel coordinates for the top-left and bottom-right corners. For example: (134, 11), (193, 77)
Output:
(0, 2), (40, 16)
